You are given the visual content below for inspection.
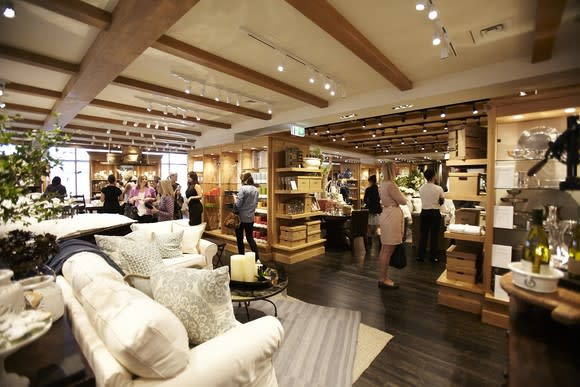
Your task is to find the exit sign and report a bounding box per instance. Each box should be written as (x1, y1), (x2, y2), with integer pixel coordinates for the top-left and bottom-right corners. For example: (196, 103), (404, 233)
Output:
(290, 125), (305, 137)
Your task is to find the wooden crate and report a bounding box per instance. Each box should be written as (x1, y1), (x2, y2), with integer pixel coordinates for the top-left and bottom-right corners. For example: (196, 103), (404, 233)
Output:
(448, 172), (483, 197)
(279, 238), (307, 247)
(280, 229), (306, 241)
(306, 220), (321, 234)
(438, 287), (482, 314)
(447, 257), (476, 272)
(309, 177), (323, 192)
(447, 269), (476, 284)
(307, 233), (321, 243)
(449, 125), (487, 160)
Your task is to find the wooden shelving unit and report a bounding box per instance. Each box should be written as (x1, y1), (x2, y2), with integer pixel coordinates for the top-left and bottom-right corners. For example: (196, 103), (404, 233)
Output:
(443, 231), (486, 243)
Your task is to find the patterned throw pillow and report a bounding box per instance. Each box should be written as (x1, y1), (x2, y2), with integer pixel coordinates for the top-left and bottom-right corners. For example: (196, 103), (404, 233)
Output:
(152, 230), (184, 259)
(119, 239), (163, 277)
(150, 266), (237, 345)
(94, 235), (126, 269)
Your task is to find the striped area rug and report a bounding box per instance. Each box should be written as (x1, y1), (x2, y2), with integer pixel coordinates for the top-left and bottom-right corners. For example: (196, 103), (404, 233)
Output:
(251, 299), (361, 387)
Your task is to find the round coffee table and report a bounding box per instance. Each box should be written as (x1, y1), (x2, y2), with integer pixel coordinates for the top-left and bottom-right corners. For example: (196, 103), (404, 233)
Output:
(230, 268), (288, 320)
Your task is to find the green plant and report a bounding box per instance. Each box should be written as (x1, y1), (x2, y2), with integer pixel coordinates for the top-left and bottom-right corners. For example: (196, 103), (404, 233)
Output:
(396, 168), (425, 194)
(0, 229), (60, 279)
(0, 113), (69, 225)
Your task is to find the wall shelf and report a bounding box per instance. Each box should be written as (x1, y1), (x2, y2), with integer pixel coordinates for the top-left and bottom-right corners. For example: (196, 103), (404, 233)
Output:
(444, 231), (486, 243)
(276, 211), (323, 220)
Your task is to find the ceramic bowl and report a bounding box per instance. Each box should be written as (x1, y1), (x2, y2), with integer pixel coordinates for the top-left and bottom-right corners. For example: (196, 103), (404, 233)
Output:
(508, 262), (563, 293)
(303, 157), (321, 169)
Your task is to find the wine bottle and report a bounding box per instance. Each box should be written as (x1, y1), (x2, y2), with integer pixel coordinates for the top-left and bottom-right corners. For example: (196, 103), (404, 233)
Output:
(523, 208), (550, 274)
(568, 218), (580, 279)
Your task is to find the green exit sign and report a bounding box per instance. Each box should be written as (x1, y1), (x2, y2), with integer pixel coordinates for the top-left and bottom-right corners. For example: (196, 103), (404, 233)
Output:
(290, 125), (305, 137)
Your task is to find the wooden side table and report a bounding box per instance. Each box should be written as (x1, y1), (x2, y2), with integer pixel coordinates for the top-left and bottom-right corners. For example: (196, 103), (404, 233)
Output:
(500, 273), (580, 387)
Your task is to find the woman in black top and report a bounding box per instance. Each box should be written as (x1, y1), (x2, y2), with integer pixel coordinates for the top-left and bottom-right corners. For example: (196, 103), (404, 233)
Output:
(185, 171), (203, 226)
(100, 174), (123, 214)
(363, 175), (382, 245)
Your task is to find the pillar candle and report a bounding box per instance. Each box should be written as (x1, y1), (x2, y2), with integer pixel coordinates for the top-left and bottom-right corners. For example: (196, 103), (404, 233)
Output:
(243, 254), (257, 282)
(230, 255), (246, 282)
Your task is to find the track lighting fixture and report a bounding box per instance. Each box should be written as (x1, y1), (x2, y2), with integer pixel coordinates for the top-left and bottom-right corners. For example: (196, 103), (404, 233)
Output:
(372, 130), (376, 138)
(440, 109), (446, 118)
(362, 121), (366, 129)
(164, 125), (168, 131)
(0, 81), (4, 96)
(324, 79), (331, 90)
(472, 104), (478, 114)
(415, 1), (426, 11)
(267, 105), (272, 114)
(0, 101), (5, 109)
(163, 105), (168, 115)
(332, 136), (336, 142)
(427, 5), (438, 20)
(276, 51), (286, 72)
(432, 33), (441, 46)
(133, 122), (138, 127)
(155, 123), (159, 129)
(185, 81), (191, 94)
(2, 0), (14, 18)
(422, 126), (427, 133)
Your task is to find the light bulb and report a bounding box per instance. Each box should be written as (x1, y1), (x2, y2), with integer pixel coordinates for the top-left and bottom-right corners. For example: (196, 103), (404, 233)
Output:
(324, 81), (331, 90)
(3, 4), (15, 18)
(428, 7), (438, 20)
(432, 35), (441, 46)
(308, 75), (315, 84)
(415, 1), (426, 11)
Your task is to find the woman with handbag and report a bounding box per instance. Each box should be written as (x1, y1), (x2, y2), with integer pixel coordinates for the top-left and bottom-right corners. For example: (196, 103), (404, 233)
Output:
(363, 174), (381, 247)
(128, 175), (156, 223)
(378, 162), (408, 289)
(233, 173), (260, 262)
(185, 172), (203, 226)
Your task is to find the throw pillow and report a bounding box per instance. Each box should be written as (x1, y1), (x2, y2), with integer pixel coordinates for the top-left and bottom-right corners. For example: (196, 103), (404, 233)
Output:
(131, 220), (173, 235)
(152, 230), (184, 259)
(119, 239), (164, 297)
(150, 265), (237, 345)
(172, 222), (206, 254)
(81, 279), (189, 378)
(94, 235), (126, 268)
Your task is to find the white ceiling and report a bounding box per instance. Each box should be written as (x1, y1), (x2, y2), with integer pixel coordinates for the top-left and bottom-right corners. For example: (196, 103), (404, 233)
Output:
(0, 0), (579, 153)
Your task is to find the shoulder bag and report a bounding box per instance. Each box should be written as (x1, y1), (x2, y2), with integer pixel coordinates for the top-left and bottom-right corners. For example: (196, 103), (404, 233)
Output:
(224, 212), (240, 229)
(389, 243), (407, 269)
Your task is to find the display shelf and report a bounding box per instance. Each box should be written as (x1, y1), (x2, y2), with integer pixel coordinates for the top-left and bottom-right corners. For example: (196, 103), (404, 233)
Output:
(276, 167), (323, 173)
(446, 158), (487, 167)
(436, 270), (484, 294)
(255, 208), (268, 214)
(444, 193), (486, 202)
(444, 231), (486, 243)
(275, 211), (323, 220)
(253, 223), (268, 229)
(272, 239), (326, 251)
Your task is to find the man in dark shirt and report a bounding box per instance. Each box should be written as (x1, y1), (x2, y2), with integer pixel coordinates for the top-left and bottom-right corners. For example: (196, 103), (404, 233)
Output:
(44, 176), (67, 200)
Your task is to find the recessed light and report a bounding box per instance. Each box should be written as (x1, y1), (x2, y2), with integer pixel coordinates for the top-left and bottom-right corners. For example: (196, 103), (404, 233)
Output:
(392, 104), (414, 110)
(564, 107), (576, 113)
(339, 113), (357, 120)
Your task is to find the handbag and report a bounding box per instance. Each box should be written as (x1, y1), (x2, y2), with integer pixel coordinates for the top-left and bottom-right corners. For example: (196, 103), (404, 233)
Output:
(389, 243), (407, 269)
(224, 212), (240, 229)
(123, 203), (139, 220)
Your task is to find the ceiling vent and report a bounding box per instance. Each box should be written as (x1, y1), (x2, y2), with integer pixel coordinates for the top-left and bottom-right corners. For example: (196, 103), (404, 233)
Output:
(469, 20), (511, 45)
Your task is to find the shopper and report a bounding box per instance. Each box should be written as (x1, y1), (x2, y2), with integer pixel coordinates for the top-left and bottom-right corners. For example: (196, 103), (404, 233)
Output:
(378, 162), (408, 289)
(100, 174), (123, 214)
(128, 175), (156, 223)
(174, 184), (185, 220)
(418, 168), (445, 262)
(152, 180), (175, 222)
(363, 174), (382, 247)
(233, 172), (260, 262)
(44, 176), (67, 200)
(185, 171), (203, 226)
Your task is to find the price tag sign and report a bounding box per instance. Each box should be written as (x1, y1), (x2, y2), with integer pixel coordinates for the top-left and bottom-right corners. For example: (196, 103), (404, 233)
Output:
(290, 125), (305, 137)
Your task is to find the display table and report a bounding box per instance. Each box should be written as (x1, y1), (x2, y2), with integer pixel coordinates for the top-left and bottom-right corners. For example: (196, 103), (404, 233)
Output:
(500, 273), (580, 386)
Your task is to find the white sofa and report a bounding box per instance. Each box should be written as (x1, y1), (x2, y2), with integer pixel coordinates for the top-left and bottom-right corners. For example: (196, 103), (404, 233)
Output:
(57, 251), (284, 386)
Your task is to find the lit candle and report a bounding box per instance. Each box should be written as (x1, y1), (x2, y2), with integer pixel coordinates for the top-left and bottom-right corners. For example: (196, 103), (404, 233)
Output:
(230, 255), (246, 282)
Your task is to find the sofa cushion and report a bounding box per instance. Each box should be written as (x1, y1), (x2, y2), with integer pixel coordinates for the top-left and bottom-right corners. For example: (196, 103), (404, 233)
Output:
(172, 222), (206, 254)
(150, 266), (237, 345)
(62, 252), (124, 305)
(81, 279), (189, 379)
(130, 221), (173, 238)
(152, 230), (184, 259)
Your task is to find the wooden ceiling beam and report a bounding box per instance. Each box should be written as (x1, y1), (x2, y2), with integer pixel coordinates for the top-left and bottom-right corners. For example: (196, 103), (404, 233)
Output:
(5, 82), (62, 99)
(24, 0), (328, 108)
(46, 0), (200, 128)
(0, 44), (79, 74)
(113, 76), (270, 120)
(285, 0), (412, 91)
(0, 44), (267, 120)
(73, 114), (202, 137)
(90, 99), (231, 129)
(21, 0), (112, 30)
(531, 0), (567, 63)
(152, 36), (328, 108)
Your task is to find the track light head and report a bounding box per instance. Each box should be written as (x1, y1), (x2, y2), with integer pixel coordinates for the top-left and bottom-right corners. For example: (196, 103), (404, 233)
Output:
(415, 1), (426, 11)
(2, 0), (15, 18)
(427, 6), (438, 20)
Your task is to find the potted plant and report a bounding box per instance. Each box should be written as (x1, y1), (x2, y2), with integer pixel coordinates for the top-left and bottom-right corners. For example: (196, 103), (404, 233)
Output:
(0, 114), (69, 319)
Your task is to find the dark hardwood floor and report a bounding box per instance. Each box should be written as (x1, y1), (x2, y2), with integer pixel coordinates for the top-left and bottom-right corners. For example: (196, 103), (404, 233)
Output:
(228, 240), (508, 387)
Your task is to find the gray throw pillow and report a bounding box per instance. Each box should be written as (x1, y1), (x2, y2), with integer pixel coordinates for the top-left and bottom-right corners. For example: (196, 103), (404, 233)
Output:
(152, 230), (184, 259)
(150, 266), (237, 345)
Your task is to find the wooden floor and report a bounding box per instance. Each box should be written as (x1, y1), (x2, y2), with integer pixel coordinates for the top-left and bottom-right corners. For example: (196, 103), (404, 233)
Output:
(228, 239), (508, 387)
